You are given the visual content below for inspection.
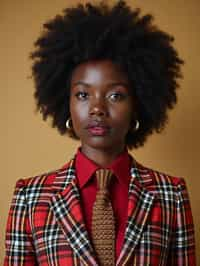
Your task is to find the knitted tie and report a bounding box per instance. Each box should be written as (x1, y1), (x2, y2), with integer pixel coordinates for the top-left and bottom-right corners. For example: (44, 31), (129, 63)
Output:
(92, 169), (115, 266)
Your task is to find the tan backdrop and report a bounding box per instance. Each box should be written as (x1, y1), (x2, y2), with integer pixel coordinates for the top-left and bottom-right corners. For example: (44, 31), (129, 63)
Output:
(1, 0), (199, 264)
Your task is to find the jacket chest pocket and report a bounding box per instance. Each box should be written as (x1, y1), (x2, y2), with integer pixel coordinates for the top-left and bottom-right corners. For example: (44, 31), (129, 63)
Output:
(31, 208), (79, 265)
(141, 224), (171, 247)
(133, 224), (171, 265)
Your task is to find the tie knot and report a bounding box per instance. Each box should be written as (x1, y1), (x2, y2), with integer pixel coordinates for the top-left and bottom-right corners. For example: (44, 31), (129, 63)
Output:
(95, 169), (113, 190)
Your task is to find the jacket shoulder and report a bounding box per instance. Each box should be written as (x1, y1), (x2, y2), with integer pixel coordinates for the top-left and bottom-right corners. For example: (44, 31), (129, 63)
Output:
(135, 160), (186, 188)
(134, 162), (189, 203)
(150, 167), (185, 186)
(15, 161), (70, 190)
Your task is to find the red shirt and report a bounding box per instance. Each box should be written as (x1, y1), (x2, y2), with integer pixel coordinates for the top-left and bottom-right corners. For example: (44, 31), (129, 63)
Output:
(75, 147), (132, 260)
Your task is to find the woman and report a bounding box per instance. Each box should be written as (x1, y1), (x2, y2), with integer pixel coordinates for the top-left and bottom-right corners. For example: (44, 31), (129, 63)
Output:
(4, 1), (196, 265)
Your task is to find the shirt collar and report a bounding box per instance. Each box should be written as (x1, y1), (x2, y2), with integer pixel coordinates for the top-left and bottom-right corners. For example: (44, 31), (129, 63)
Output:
(75, 147), (132, 189)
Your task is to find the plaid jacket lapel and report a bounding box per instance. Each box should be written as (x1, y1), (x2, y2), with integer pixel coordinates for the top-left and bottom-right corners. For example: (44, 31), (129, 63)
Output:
(50, 159), (98, 266)
(117, 160), (155, 266)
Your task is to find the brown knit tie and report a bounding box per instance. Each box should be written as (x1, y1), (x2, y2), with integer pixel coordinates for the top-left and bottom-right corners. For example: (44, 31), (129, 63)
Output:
(92, 169), (115, 266)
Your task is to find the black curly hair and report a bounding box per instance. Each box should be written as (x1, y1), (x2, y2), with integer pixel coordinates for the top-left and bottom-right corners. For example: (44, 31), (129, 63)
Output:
(30, 0), (184, 149)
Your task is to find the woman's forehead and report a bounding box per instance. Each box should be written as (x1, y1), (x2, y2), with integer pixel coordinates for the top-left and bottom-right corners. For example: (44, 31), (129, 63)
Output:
(70, 59), (130, 85)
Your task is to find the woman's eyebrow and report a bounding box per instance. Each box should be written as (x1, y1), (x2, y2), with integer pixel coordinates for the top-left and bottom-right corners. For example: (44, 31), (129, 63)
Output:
(107, 82), (130, 87)
(71, 81), (90, 87)
(72, 81), (129, 87)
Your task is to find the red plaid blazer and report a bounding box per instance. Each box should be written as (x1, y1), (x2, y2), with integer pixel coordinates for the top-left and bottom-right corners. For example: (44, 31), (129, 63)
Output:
(4, 156), (196, 265)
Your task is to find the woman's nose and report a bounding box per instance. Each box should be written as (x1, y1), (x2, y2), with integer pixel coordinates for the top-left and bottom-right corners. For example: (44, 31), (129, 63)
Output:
(89, 99), (108, 117)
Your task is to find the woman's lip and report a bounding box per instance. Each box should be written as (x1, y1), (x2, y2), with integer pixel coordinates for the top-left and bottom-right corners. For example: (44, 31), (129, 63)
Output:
(87, 126), (109, 136)
(87, 121), (109, 128)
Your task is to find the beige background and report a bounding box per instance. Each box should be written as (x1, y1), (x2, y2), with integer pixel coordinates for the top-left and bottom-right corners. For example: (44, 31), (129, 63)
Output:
(1, 0), (199, 263)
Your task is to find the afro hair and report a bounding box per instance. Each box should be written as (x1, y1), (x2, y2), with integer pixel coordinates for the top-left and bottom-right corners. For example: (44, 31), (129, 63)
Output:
(30, 0), (184, 149)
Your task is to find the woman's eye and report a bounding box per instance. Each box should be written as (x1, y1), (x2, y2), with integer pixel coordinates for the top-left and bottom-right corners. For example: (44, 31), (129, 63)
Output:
(109, 93), (125, 101)
(75, 91), (88, 100)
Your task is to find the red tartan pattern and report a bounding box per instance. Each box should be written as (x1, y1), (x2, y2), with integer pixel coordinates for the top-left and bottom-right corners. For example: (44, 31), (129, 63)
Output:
(4, 157), (196, 265)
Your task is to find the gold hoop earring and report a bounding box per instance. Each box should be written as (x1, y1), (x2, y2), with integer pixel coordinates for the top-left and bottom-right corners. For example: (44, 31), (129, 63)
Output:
(130, 119), (139, 133)
(135, 120), (139, 131)
(66, 117), (72, 130)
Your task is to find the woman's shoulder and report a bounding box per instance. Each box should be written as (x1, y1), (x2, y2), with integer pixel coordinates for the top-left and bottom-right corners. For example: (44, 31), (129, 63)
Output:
(133, 159), (187, 189)
(132, 160), (191, 204)
(14, 161), (71, 189)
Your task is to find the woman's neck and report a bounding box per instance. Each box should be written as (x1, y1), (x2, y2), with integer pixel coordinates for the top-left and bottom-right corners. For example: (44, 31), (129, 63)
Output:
(80, 145), (126, 167)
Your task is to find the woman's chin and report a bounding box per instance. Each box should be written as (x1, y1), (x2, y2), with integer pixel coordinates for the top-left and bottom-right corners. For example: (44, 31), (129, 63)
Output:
(81, 137), (125, 152)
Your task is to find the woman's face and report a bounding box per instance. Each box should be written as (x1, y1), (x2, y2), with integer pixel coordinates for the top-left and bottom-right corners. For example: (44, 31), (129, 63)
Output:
(69, 59), (136, 153)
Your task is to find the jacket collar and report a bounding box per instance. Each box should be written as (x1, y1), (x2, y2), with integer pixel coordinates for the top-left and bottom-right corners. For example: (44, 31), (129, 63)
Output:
(50, 157), (155, 266)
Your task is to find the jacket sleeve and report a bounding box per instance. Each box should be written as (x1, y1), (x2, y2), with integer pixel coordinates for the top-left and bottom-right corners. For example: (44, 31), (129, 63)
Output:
(4, 179), (37, 266)
(167, 178), (196, 265)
